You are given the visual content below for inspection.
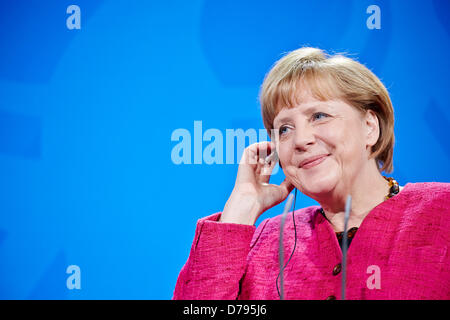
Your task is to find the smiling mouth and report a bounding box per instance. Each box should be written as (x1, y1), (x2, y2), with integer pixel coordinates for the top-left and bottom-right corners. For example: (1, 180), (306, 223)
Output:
(300, 154), (329, 169)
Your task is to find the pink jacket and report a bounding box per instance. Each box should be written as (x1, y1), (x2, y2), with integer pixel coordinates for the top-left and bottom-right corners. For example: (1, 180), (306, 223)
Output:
(173, 182), (450, 300)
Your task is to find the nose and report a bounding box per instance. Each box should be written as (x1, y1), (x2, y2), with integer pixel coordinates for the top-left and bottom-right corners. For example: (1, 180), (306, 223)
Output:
(293, 122), (315, 151)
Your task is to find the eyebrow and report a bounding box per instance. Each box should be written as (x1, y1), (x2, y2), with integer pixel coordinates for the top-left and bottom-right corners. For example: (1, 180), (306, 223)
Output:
(274, 104), (331, 126)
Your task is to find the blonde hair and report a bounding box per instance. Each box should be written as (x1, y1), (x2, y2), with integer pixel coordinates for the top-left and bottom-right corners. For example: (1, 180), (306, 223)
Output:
(260, 47), (394, 173)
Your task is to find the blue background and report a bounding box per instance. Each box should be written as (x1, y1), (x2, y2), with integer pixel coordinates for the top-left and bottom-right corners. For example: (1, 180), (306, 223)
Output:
(0, 0), (449, 299)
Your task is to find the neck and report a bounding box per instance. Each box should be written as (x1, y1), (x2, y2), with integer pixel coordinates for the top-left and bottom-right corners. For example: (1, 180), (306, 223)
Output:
(317, 162), (390, 232)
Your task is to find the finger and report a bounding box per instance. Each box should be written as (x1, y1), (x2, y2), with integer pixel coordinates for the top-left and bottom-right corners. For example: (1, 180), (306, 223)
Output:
(240, 144), (258, 167)
(260, 178), (294, 209)
(278, 178), (295, 199)
(264, 150), (278, 165)
(242, 141), (274, 167)
(255, 141), (274, 159)
(257, 158), (277, 183)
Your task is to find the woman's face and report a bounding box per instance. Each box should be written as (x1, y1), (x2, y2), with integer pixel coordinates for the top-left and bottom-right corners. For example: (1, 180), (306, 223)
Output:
(273, 90), (379, 198)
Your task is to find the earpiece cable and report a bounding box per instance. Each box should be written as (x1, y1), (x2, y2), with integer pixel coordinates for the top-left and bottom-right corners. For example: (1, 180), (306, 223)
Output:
(276, 188), (298, 299)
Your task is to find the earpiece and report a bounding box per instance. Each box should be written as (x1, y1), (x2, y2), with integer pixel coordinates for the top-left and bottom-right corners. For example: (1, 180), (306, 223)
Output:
(264, 150), (283, 169)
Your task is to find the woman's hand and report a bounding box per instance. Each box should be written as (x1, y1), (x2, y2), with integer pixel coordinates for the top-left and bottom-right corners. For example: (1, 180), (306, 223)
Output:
(219, 141), (295, 225)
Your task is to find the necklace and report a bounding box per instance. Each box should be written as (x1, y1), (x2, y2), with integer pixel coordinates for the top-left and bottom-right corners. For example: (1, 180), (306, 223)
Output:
(384, 176), (400, 200)
(319, 176), (400, 247)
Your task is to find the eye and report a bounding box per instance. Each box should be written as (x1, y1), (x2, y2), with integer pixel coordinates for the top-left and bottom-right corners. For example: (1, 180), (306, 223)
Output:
(312, 112), (329, 121)
(279, 125), (290, 136)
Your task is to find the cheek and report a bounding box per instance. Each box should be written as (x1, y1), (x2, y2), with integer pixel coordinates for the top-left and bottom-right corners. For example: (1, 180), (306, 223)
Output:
(277, 142), (291, 166)
(318, 127), (337, 147)
(310, 126), (341, 157)
(327, 124), (367, 163)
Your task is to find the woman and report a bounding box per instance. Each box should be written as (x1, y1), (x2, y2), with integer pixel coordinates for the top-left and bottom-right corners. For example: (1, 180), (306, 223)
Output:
(173, 47), (450, 300)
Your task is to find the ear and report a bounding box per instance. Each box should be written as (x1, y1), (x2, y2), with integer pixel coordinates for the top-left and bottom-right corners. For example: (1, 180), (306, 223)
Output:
(365, 109), (380, 148)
